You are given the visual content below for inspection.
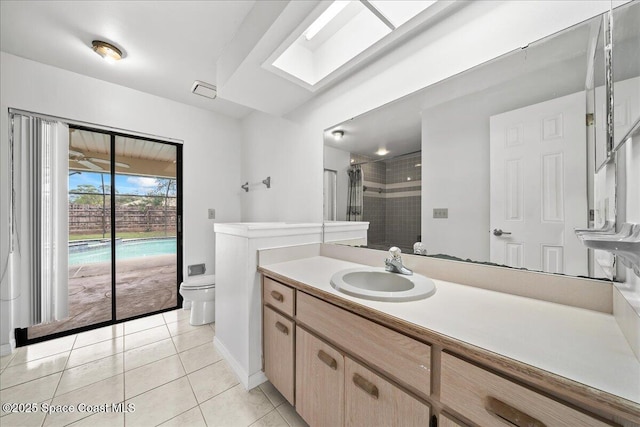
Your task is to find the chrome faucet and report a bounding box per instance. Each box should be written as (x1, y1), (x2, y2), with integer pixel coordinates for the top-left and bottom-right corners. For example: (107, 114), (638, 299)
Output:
(385, 247), (413, 275)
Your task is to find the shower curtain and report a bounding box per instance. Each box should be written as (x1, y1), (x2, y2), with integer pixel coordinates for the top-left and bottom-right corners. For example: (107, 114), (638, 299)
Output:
(347, 165), (363, 221)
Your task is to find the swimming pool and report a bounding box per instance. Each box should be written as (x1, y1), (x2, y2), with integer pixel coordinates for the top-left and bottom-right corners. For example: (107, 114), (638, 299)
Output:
(69, 238), (177, 265)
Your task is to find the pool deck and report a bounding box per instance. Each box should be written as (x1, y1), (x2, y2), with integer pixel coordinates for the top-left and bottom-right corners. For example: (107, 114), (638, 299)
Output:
(28, 254), (177, 339)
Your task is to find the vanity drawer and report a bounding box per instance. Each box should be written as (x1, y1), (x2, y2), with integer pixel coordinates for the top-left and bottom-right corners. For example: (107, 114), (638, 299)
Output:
(297, 292), (431, 398)
(440, 353), (611, 427)
(263, 277), (295, 317)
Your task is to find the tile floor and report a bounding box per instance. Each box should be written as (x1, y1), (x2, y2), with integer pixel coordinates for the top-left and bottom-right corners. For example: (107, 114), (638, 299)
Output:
(0, 309), (309, 427)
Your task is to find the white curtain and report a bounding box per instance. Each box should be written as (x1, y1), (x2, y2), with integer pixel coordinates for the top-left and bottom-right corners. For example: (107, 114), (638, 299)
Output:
(10, 112), (69, 326)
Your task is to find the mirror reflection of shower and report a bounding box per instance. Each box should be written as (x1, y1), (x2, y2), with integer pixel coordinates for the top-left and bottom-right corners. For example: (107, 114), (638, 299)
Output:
(348, 152), (422, 253)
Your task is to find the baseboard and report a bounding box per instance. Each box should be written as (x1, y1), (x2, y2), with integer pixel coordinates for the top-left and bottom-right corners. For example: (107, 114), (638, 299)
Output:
(214, 336), (267, 390)
(0, 339), (15, 357)
(247, 370), (268, 389)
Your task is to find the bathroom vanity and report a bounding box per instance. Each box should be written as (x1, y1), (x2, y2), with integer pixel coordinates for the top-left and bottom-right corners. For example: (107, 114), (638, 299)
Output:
(258, 245), (640, 427)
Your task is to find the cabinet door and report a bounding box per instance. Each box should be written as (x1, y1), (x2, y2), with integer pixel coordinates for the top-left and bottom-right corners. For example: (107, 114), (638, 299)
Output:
(345, 357), (430, 427)
(295, 326), (344, 427)
(263, 306), (294, 404)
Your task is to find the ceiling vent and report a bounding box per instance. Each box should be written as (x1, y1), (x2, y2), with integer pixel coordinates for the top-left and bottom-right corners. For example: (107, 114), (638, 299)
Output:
(191, 80), (217, 99)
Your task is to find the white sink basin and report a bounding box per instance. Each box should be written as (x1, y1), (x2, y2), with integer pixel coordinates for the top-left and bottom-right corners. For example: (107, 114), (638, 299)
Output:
(330, 267), (436, 302)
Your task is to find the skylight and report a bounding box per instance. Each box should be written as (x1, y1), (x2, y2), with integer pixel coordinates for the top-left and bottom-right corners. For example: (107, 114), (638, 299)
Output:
(270, 0), (438, 88)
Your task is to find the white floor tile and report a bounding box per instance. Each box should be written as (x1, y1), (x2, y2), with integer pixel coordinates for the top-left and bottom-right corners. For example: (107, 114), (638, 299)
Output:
(56, 354), (123, 396)
(123, 324), (170, 350)
(162, 309), (190, 324)
(276, 401), (309, 427)
(0, 352), (17, 373)
(171, 327), (214, 353)
(65, 410), (124, 427)
(166, 318), (203, 337)
(158, 406), (206, 427)
(0, 400), (50, 426)
(0, 373), (62, 414)
(259, 381), (286, 408)
(124, 354), (185, 399)
(250, 409), (290, 427)
(0, 352), (69, 390)
(66, 337), (123, 369)
(123, 314), (166, 335)
(123, 338), (177, 371)
(125, 377), (197, 426)
(178, 341), (222, 374)
(199, 384), (274, 427)
(44, 374), (124, 427)
(74, 324), (123, 349)
(8, 335), (76, 366)
(188, 359), (239, 403)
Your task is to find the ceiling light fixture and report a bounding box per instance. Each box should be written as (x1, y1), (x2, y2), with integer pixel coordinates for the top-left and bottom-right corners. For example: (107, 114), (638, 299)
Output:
(375, 148), (389, 156)
(304, 1), (349, 41)
(332, 130), (344, 140)
(91, 40), (123, 63)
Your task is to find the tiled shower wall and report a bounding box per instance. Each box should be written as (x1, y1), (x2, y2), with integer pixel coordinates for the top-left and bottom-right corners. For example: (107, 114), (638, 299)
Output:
(353, 154), (386, 246)
(385, 154), (422, 251)
(351, 153), (421, 252)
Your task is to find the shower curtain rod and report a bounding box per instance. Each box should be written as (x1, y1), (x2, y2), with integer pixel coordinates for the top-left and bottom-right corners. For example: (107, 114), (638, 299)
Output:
(350, 150), (421, 166)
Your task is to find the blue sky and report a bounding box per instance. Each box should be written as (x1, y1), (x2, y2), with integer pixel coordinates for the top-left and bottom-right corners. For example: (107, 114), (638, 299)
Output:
(69, 172), (175, 196)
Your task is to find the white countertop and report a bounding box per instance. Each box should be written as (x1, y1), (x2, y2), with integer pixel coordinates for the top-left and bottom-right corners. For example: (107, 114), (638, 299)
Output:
(261, 255), (640, 404)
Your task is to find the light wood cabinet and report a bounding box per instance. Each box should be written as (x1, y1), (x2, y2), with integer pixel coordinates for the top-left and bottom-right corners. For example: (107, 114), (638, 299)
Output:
(295, 326), (344, 427)
(440, 353), (611, 427)
(345, 357), (430, 427)
(439, 412), (467, 427)
(264, 276), (295, 316)
(297, 291), (431, 399)
(261, 274), (623, 427)
(263, 306), (295, 404)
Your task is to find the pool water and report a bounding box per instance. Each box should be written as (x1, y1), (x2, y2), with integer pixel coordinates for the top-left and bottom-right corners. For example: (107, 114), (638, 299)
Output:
(69, 238), (177, 265)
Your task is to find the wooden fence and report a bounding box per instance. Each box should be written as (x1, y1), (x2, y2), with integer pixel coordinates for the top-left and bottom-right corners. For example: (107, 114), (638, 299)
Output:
(69, 204), (177, 234)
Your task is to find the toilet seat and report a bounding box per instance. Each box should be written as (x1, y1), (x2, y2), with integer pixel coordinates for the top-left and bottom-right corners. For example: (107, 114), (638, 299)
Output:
(181, 282), (215, 291)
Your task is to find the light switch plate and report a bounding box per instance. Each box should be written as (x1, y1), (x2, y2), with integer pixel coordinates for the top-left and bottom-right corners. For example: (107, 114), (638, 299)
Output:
(208, 209), (215, 219)
(433, 208), (448, 219)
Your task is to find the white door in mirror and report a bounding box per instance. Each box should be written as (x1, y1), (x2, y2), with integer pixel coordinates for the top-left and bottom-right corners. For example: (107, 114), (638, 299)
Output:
(330, 268), (436, 302)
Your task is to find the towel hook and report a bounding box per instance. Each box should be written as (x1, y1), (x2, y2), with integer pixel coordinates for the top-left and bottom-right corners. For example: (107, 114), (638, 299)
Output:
(241, 182), (249, 192)
(262, 176), (271, 189)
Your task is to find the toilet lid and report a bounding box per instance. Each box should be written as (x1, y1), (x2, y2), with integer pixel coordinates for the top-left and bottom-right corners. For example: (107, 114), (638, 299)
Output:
(182, 274), (215, 290)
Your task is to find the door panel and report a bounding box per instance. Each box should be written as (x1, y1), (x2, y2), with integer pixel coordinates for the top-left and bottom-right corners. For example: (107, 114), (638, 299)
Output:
(114, 136), (178, 320)
(490, 91), (588, 276)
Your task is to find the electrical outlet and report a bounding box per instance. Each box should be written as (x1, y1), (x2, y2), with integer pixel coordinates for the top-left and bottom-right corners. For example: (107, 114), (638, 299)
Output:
(208, 208), (216, 219)
(433, 208), (448, 219)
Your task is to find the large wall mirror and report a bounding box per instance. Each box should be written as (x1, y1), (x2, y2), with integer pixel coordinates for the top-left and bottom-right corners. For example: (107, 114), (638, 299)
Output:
(323, 1), (639, 281)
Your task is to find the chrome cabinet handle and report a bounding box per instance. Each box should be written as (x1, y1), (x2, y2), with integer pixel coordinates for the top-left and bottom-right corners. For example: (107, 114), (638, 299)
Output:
(493, 229), (512, 236)
(317, 350), (337, 370)
(352, 374), (379, 399)
(270, 290), (284, 302)
(275, 321), (288, 335)
(485, 397), (546, 427)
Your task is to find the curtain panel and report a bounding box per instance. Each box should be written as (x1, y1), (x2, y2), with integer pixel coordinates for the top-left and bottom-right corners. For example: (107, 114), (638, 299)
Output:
(10, 113), (69, 327)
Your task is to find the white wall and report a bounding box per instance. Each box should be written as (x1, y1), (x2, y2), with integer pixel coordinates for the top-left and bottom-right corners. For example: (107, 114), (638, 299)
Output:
(240, 1), (617, 225)
(421, 97), (490, 261)
(0, 52), (242, 352)
(240, 110), (320, 222)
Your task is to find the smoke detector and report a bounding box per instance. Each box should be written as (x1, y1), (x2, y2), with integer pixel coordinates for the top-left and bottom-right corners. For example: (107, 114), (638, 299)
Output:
(191, 80), (217, 99)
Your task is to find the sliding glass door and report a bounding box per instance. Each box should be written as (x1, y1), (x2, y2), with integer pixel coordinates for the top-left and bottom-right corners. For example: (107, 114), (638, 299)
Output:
(24, 125), (182, 342)
(114, 135), (178, 320)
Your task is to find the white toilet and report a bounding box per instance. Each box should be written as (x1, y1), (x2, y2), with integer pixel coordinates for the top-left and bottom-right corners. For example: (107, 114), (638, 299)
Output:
(179, 274), (215, 325)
